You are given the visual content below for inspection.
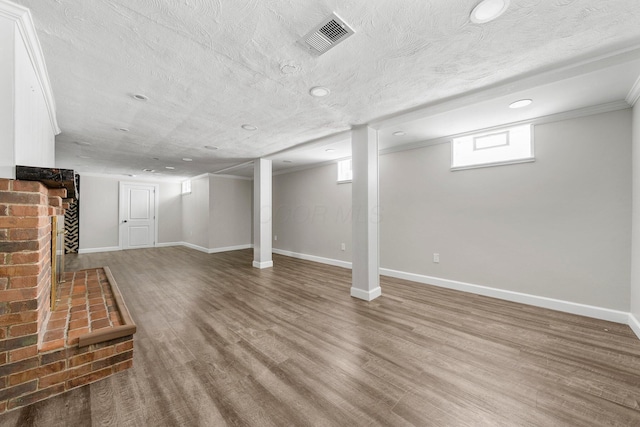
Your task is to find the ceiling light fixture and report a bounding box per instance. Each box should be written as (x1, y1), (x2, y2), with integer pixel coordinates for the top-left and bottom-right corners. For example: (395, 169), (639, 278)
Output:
(142, 168), (155, 172)
(165, 166), (175, 170)
(74, 141), (91, 146)
(309, 86), (330, 97)
(470, 0), (510, 24)
(393, 131), (406, 136)
(509, 99), (533, 109)
(118, 127), (130, 132)
(241, 124), (258, 131)
(182, 158), (193, 162)
(204, 145), (219, 150)
(132, 94), (149, 101)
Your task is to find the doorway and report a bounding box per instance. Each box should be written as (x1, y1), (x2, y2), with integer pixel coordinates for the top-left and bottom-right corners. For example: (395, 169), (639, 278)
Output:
(119, 182), (158, 250)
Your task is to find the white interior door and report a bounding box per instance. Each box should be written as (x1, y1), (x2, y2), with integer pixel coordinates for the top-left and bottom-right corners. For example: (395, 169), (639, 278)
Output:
(120, 183), (157, 249)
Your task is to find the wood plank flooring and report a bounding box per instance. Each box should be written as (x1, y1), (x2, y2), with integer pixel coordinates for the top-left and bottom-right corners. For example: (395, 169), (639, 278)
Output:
(1, 246), (639, 426)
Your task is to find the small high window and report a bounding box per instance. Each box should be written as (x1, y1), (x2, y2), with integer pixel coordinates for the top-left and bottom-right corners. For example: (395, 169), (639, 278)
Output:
(337, 159), (352, 183)
(181, 180), (192, 195)
(451, 124), (534, 170)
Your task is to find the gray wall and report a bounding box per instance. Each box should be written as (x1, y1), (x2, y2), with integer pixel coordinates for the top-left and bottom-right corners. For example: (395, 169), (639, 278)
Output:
(79, 175), (119, 249)
(182, 174), (209, 249)
(79, 175), (183, 251)
(632, 104), (640, 320)
(273, 163), (352, 262)
(272, 109), (633, 311)
(380, 110), (631, 311)
(209, 176), (252, 249)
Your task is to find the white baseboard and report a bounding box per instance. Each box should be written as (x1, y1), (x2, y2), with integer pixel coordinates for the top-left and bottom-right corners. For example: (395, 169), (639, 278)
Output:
(252, 260), (274, 269)
(379, 268), (630, 324)
(210, 244), (252, 254)
(272, 248), (352, 269)
(80, 242), (252, 255)
(268, 249), (630, 325)
(155, 242), (182, 248)
(629, 313), (640, 340)
(158, 242), (252, 254)
(351, 286), (382, 301)
(78, 246), (120, 254)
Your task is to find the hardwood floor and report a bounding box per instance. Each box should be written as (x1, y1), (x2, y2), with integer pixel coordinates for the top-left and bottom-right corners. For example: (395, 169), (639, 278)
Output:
(1, 246), (639, 426)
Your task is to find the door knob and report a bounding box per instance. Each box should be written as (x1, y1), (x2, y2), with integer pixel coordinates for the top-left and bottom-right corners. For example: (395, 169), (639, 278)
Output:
(123, 220), (128, 223)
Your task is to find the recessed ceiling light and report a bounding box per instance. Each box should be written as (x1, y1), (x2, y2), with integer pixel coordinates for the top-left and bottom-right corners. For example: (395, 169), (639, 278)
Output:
(132, 94), (148, 101)
(309, 86), (330, 97)
(393, 131), (406, 136)
(509, 99), (533, 109)
(283, 160), (293, 163)
(470, 0), (510, 24)
(241, 124), (258, 131)
(118, 127), (130, 132)
(165, 166), (175, 170)
(142, 168), (155, 172)
(74, 141), (91, 146)
(128, 174), (137, 177)
(204, 145), (219, 150)
(182, 158), (193, 162)
(325, 149), (335, 152)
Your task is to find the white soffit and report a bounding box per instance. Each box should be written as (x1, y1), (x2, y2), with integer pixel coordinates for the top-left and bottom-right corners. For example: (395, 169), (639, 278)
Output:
(0, 0), (60, 134)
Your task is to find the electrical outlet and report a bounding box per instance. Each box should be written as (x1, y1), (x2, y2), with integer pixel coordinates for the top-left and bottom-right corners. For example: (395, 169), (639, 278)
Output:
(274, 235), (277, 241)
(341, 243), (346, 251)
(433, 253), (440, 263)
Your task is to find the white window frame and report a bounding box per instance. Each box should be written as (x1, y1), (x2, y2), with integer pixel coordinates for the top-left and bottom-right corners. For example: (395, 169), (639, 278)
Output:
(181, 180), (192, 195)
(451, 124), (534, 171)
(337, 158), (352, 183)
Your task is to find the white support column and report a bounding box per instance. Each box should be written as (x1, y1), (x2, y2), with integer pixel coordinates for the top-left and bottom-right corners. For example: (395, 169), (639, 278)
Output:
(351, 125), (381, 301)
(253, 158), (273, 269)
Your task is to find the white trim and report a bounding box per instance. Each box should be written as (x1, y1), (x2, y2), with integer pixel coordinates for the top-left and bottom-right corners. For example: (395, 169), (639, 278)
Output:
(78, 246), (120, 254)
(379, 101), (630, 157)
(212, 174), (253, 181)
(78, 172), (186, 183)
(379, 268), (629, 324)
(180, 242), (210, 253)
(148, 241), (254, 254)
(210, 244), (252, 253)
(252, 260), (274, 269)
(272, 248), (352, 269)
(626, 74), (640, 106)
(629, 314), (640, 340)
(155, 242), (183, 248)
(350, 286), (382, 301)
(0, 0), (60, 134)
(269, 101), (630, 179)
(269, 249), (631, 325)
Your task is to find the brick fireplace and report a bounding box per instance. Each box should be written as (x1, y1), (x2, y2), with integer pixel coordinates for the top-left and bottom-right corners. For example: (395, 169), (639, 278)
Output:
(0, 178), (136, 413)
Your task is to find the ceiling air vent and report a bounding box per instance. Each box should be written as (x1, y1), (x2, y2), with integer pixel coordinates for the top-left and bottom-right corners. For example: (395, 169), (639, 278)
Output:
(299, 13), (355, 56)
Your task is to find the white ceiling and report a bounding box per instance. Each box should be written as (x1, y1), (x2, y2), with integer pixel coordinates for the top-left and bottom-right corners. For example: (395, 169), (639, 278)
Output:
(13, 0), (640, 180)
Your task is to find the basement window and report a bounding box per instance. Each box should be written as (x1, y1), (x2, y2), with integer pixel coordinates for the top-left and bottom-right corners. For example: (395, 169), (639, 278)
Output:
(181, 180), (191, 195)
(451, 124), (534, 170)
(337, 159), (352, 183)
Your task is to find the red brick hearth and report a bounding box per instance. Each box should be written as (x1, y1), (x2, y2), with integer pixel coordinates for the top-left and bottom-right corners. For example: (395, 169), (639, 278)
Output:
(0, 178), (136, 413)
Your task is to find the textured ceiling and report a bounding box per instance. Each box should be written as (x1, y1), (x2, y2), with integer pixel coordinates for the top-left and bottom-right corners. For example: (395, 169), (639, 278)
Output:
(12, 0), (640, 179)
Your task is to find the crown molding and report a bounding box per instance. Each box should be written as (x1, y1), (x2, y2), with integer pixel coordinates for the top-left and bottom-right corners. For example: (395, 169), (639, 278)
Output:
(0, 0), (60, 135)
(626, 74), (640, 106)
(378, 100), (631, 157)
